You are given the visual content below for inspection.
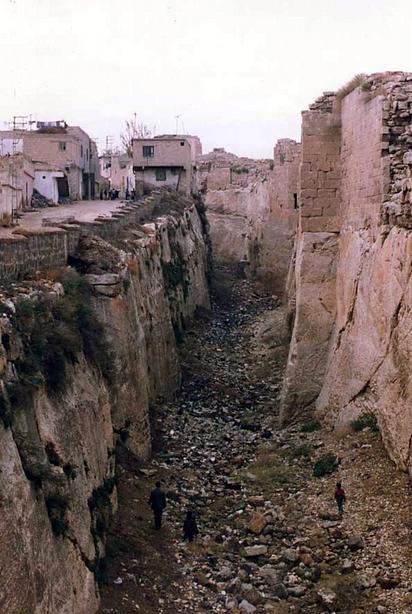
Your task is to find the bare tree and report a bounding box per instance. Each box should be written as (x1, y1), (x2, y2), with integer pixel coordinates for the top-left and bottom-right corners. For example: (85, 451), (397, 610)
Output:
(120, 113), (151, 156)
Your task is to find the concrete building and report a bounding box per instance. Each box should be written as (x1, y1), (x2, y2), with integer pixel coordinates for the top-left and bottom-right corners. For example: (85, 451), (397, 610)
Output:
(0, 122), (101, 202)
(33, 163), (64, 203)
(133, 134), (202, 195)
(99, 151), (134, 197)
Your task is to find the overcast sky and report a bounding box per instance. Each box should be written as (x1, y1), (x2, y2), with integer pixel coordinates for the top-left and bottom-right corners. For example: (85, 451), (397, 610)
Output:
(1, 0), (411, 158)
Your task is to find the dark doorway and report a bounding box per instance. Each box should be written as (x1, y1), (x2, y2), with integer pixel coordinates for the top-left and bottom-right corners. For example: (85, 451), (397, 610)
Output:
(57, 176), (70, 200)
(82, 173), (90, 199)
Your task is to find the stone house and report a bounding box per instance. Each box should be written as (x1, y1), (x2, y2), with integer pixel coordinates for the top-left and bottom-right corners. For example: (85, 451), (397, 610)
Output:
(133, 134), (202, 195)
(0, 122), (100, 201)
(99, 151), (134, 197)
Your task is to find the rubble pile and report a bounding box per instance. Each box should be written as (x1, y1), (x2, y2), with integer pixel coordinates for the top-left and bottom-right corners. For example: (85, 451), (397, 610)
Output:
(101, 266), (412, 614)
(30, 188), (54, 208)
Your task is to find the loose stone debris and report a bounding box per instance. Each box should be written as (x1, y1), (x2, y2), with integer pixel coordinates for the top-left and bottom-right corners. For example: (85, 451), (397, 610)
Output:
(100, 266), (412, 614)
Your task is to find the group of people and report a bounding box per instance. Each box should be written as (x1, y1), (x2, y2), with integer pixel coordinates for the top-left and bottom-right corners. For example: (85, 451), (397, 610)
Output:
(147, 480), (347, 540)
(148, 481), (198, 542)
(99, 188), (136, 201)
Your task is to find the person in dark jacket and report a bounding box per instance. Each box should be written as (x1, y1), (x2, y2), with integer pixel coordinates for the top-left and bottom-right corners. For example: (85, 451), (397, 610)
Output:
(148, 481), (166, 530)
(183, 510), (199, 542)
(334, 481), (346, 515)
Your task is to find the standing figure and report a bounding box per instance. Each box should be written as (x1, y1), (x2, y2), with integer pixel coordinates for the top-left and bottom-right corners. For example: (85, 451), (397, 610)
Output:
(334, 481), (346, 516)
(148, 481), (167, 530)
(183, 510), (199, 542)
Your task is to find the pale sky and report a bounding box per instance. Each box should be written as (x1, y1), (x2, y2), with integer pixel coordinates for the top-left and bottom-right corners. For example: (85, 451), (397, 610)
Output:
(1, 0), (411, 158)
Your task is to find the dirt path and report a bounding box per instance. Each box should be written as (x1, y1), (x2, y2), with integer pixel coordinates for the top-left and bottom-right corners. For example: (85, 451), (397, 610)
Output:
(100, 268), (412, 614)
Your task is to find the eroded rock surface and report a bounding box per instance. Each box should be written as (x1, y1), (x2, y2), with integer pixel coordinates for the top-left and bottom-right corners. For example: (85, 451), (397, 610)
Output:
(281, 72), (412, 476)
(0, 190), (210, 613)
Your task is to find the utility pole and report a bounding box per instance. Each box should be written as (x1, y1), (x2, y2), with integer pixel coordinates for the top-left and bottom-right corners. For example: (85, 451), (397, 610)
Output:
(174, 114), (181, 135)
(105, 135), (114, 153)
(10, 116), (28, 223)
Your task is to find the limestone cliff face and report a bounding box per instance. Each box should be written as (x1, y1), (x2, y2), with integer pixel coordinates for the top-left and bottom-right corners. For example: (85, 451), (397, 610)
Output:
(281, 72), (412, 474)
(0, 194), (210, 613)
(199, 142), (300, 295)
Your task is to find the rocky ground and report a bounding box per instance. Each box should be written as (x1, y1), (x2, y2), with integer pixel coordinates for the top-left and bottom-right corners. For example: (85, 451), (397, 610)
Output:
(100, 267), (412, 614)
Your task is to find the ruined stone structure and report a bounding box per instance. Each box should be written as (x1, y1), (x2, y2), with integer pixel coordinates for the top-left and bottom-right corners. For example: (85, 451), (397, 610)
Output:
(0, 191), (210, 612)
(281, 71), (412, 474)
(199, 141), (300, 295)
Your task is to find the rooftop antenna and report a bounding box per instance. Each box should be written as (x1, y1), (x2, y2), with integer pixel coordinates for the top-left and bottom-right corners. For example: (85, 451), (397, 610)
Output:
(105, 135), (114, 153)
(174, 114), (181, 134)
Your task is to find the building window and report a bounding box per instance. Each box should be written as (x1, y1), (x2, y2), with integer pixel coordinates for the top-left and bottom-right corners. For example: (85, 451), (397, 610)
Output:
(59, 142), (66, 151)
(81, 144), (83, 157)
(86, 148), (89, 160)
(143, 146), (154, 157)
(155, 169), (166, 181)
(180, 141), (185, 146)
(170, 168), (178, 175)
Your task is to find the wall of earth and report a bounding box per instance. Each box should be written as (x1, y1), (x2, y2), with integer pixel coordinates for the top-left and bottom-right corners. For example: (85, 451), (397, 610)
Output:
(0, 192), (210, 613)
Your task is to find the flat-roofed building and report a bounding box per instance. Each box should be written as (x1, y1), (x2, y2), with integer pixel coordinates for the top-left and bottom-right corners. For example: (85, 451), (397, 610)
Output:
(133, 134), (202, 195)
(0, 122), (101, 201)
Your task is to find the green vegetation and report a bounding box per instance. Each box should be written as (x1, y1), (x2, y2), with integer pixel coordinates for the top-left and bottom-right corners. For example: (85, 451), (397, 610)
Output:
(301, 418), (321, 433)
(313, 453), (338, 477)
(350, 412), (379, 433)
(336, 74), (367, 100)
(240, 449), (294, 496)
(0, 269), (115, 427)
(289, 442), (312, 459)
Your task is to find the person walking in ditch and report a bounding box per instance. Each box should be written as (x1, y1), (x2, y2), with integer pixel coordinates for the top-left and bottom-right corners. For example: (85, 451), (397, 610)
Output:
(183, 510), (199, 542)
(148, 481), (167, 530)
(334, 481), (346, 516)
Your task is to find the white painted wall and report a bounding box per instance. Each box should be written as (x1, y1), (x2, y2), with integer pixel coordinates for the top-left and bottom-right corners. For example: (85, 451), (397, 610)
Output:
(0, 138), (23, 156)
(34, 170), (63, 203)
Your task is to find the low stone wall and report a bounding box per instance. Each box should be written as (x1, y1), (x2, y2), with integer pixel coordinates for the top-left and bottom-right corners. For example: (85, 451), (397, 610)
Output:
(0, 197), (157, 285)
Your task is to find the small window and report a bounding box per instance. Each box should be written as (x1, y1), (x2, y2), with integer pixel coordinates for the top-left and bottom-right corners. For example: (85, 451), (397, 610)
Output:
(58, 142), (66, 151)
(293, 193), (298, 209)
(180, 141), (185, 146)
(42, 175), (46, 179)
(143, 145), (154, 157)
(155, 169), (166, 181)
(86, 148), (89, 160)
(81, 144), (83, 157)
(170, 168), (178, 175)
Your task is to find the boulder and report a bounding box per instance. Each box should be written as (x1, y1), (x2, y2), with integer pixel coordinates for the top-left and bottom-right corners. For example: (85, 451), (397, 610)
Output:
(244, 545), (268, 557)
(239, 599), (257, 613)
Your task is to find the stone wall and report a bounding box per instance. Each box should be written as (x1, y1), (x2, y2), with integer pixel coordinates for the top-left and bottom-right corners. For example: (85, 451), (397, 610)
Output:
(0, 193), (210, 613)
(199, 142), (300, 295)
(281, 71), (412, 476)
(316, 73), (412, 474)
(0, 197), (156, 285)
